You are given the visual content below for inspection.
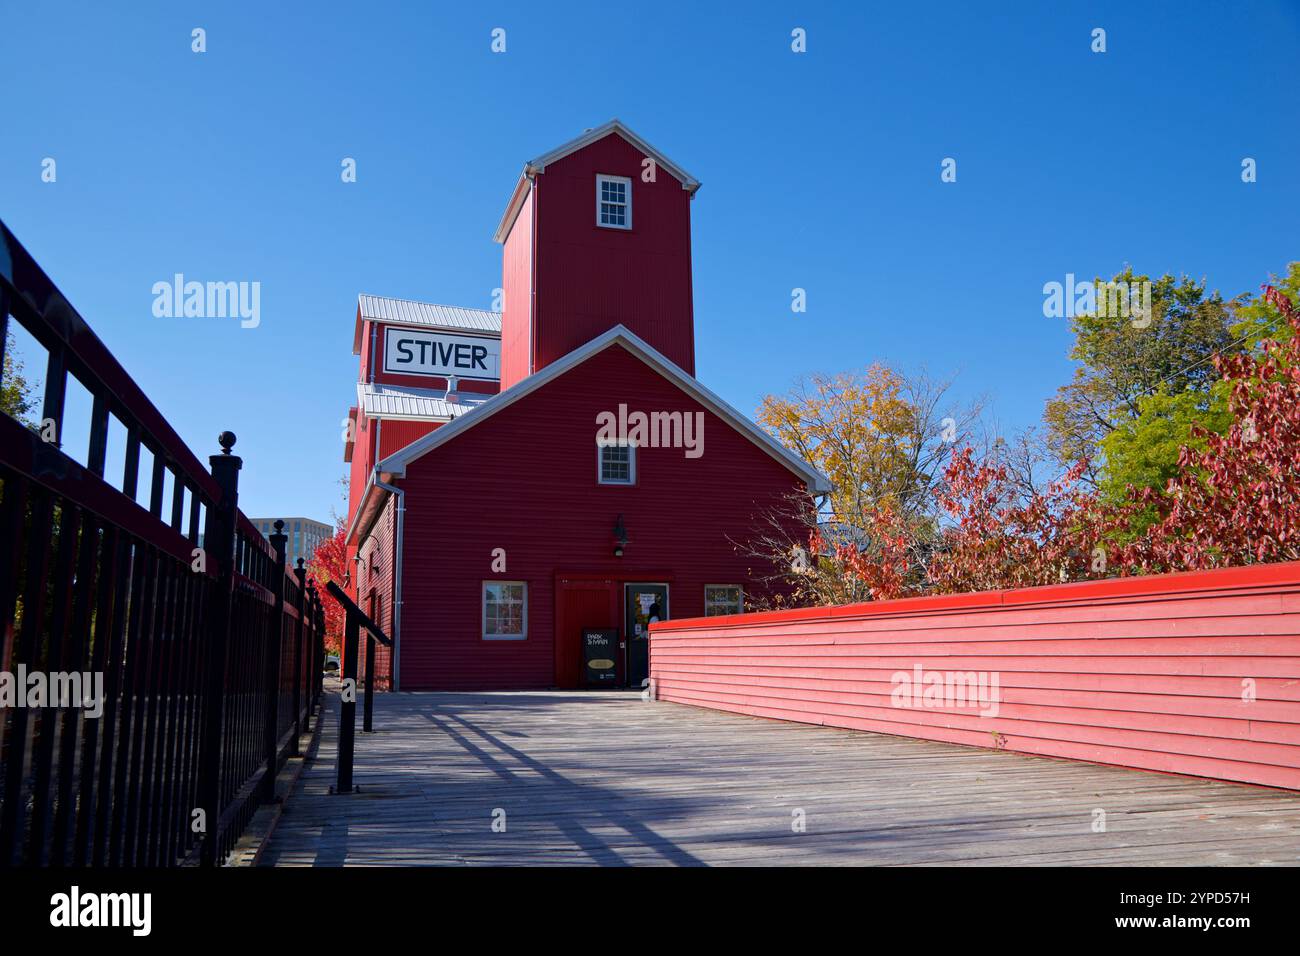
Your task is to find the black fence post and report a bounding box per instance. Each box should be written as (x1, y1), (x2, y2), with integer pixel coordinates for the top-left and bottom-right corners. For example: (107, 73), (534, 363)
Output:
(317, 590), (326, 708)
(308, 584), (322, 712)
(264, 520), (287, 802)
(335, 611), (360, 794)
(292, 558), (307, 754)
(320, 581), (391, 795)
(198, 431), (240, 867)
(364, 629), (377, 733)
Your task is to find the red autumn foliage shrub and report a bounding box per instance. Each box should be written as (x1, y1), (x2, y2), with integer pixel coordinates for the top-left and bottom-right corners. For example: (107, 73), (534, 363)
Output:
(305, 524), (348, 653)
(819, 285), (1300, 600)
(1114, 285), (1300, 572)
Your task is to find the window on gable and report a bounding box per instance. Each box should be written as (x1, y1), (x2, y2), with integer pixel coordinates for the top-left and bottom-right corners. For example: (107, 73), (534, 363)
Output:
(598, 440), (636, 484)
(704, 585), (744, 616)
(596, 174), (631, 229)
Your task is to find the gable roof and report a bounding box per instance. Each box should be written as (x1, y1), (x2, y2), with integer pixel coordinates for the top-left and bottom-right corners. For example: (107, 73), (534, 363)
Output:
(375, 324), (831, 494)
(352, 294), (501, 355)
(492, 119), (703, 244)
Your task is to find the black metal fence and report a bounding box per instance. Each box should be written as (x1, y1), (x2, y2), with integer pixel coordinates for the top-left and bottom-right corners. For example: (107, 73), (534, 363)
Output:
(0, 218), (326, 866)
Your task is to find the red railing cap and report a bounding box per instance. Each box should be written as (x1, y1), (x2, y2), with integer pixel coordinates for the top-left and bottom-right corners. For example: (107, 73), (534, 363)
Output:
(651, 560), (1300, 632)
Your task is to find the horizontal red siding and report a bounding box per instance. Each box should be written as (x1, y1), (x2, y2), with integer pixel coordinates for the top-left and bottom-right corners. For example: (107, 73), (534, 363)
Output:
(392, 343), (805, 690)
(650, 562), (1300, 790)
(351, 494), (395, 688)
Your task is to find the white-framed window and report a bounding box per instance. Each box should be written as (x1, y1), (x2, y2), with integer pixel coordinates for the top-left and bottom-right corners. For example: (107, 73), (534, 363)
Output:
(482, 581), (527, 640)
(704, 585), (743, 617)
(597, 439), (636, 485)
(596, 174), (632, 229)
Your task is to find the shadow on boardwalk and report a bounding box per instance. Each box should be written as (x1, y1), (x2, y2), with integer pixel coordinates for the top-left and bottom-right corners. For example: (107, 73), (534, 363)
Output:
(259, 690), (1300, 866)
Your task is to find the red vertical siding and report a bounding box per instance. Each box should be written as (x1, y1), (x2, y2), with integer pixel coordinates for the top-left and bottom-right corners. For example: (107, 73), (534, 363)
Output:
(346, 405), (375, 545)
(378, 419), (441, 459)
(357, 316), (373, 382)
(555, 577), (620, 688)
(500, 186), (535, 389)
(394, 343), (806, 690)
(649, 563), (1300, 791)
(533, 133), (695, 376)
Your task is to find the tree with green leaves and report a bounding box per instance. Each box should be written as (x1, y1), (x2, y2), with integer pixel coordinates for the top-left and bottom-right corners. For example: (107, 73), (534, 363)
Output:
(1231, 261), (1300, 349)
(1096, 385), (1233, 536)
(1, 332), (39, 424)
(1044, 268), (1241, 497)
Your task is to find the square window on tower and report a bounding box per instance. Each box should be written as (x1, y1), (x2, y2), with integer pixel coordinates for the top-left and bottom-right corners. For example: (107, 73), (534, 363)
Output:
(596, 174), (631, 229)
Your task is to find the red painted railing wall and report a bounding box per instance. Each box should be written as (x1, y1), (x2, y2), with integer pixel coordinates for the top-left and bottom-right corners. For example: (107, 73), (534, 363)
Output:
(649, 563), (1300, 790)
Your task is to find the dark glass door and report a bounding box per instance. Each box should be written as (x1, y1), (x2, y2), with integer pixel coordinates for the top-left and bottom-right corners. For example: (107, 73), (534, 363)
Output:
(624, 583), (668, 689)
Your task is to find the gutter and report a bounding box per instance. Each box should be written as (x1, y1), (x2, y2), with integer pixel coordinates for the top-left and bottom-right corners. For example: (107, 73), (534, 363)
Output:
(373, 474), (405, 692)
(344, 470), (377, 546)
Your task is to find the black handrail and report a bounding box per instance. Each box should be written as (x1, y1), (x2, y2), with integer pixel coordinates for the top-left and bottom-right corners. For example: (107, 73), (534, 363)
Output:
(323, 581), (390, 794)
(0, 218), (326, 866)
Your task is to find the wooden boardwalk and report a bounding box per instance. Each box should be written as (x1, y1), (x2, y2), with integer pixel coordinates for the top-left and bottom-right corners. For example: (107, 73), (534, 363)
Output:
(259, 689), (1300, 866)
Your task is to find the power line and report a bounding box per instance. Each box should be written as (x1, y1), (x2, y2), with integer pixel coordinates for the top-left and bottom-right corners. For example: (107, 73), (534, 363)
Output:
(1129, 286), (1295, 401)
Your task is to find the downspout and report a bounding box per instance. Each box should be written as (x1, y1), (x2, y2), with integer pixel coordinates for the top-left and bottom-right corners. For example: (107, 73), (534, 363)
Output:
(374, 475), (405, 692)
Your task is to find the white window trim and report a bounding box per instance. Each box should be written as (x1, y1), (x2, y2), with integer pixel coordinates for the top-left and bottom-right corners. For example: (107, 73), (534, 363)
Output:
(595, 174), (632, 230)
(482, 581), (528, 640)
(704, 585), (744, 616)
(597, 438), (637, 485)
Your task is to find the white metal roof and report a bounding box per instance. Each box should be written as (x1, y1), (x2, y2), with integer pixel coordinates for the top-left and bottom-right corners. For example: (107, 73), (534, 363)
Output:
(357, 381), (492, 421)
(493, 119), (703, 244)
(352, 294), (501, 354)
(374, 325), (831, 494)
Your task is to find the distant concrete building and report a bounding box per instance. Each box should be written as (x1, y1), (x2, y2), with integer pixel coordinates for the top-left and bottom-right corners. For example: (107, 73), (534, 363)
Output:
(251, 516), (333, 569)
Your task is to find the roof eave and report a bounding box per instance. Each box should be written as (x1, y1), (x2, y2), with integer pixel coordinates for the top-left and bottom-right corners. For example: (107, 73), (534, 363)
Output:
(527, 120), (702, 193)
(492, 171), (534, 245)
(492, 121), (704, 244)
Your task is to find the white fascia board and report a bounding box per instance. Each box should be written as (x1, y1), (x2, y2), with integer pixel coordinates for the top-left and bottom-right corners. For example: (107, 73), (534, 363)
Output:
(492, 173), (534, 244)
(493, 121), (703, 244)
(528, 120), (701, 193)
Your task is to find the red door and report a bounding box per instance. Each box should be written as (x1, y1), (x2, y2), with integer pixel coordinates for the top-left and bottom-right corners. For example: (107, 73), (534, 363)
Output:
(554, 577), (619, 689)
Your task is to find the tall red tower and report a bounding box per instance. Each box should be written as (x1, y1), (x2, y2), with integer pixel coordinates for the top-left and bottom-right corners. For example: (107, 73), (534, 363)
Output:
(493, 119), (701, 389)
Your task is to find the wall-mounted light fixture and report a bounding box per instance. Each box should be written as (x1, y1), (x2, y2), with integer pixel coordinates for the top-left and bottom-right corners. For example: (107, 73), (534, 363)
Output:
(613, 514), (629, 558)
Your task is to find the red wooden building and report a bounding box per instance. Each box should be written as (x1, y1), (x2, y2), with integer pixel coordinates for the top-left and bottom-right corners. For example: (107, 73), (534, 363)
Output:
(344, 120), (828, 690)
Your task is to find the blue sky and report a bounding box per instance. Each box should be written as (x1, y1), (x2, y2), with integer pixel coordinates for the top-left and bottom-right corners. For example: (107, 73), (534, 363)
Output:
(2, 0), (1296, 523)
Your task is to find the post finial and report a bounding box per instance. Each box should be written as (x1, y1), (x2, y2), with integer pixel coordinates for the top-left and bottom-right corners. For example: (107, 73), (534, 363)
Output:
(274, 518), (285, 533)
(218, 431), (237, 454)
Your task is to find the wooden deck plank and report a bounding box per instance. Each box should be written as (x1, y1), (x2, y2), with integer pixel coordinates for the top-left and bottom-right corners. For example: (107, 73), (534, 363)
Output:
(258, 689), (1300, 867)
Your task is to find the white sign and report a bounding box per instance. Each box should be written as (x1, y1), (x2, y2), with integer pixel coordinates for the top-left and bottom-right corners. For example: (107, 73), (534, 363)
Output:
(384, 328), (500, 381)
